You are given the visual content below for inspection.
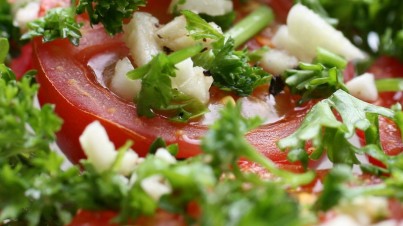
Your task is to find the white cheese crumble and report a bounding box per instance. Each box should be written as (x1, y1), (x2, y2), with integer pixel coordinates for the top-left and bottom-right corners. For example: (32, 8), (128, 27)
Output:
(272, 4), (366, 62)
(335, 197), (390, 225)
(123, 12), (162, 67)
(320, 215), (360, 226)
(13, 1), (40, 31)
(156, 15), (222, 52)
(260, 49), (299, 75)
(79, 121), (142, 176)
(172, 58), (213, 104)
(155, 148), (177, 164)
(169, 0), (233, 16)
(346, 73), (379, 102)
(110, 57), (141, 101)
(140, 174), (172, 201)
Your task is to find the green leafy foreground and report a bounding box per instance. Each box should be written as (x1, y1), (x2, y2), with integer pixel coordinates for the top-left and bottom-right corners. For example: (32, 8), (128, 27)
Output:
(0, 62), (310, 225)
(2, 44), (403, 224)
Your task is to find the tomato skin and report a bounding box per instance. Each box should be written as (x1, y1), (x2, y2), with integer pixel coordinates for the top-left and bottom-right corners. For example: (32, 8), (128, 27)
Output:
(354, 56), (403, 166)
(68, 210), (186, 226)
(10, 44), (33, 79)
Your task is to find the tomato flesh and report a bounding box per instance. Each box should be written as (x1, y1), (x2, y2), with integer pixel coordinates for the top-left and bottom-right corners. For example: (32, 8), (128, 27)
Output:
(355, 56), (403, 164)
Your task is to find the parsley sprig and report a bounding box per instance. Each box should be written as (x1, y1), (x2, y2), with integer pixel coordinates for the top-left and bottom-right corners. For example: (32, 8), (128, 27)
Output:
(127, 44), (207, 120)
(282, 47), (348, 104)
(21, 7), (82, 46)
(184, 8), (273, 96)
(278, 89), (396, 168)
(76, 0), (147, 35)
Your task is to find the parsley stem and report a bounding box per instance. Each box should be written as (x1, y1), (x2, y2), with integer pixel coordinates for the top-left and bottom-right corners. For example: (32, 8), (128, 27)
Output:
(375, 78), (403, 92)
(225, 6), (274, 48)
(168, 43), (204, 64)
(316, 47), (347, 69)
(245, 145), (315, 187)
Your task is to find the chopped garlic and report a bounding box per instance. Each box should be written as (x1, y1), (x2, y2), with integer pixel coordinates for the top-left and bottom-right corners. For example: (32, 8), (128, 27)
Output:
(260, 49), (299, 75)
(123, 12), (162, 66)
(172, 58), (213, 104)
(141, 175), (172, 201)
(79, 121), (141, 176)
(320, 215), (360, 226)
(110, 57), (141, 101)
(156, 15), (222, 51)
(335, 197), (390, 225)
(169, 0), (233, 16)
(155, 148), (177, 164)
(272, 4), (366, 62)
(13, 1), (40, 31)
(346, 73), (379, 102)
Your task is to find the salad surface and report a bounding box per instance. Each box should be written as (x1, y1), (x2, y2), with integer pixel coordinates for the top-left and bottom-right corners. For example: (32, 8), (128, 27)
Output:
(1, 0), (403, 225)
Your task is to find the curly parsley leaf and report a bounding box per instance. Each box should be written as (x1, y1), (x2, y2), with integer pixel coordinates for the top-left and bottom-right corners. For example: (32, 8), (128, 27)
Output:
(182, 10), (224, 41)
(282, 48), (348, 104)
(76, 0), (147, 35)
(278, 89), (395, 168)
(194, 37), (271, 96)
(183, 6), (273, 96)
(21, 7), (82, 46)
(0, 74), (62, 162)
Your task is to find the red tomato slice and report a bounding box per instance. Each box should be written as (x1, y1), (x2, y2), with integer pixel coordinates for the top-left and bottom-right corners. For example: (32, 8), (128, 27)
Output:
(10, 44), (33, 79)
(68, 210), (186, 226)
(355, 56), (403, 165)
(33, 0), (308, 166)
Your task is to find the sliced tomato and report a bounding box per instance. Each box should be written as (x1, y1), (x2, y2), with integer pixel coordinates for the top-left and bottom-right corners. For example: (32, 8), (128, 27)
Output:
(10, 44), (33, 79)
(68, 210), (186, 226)
(33, 0), (308, 166)
(355, 56), (403, 165)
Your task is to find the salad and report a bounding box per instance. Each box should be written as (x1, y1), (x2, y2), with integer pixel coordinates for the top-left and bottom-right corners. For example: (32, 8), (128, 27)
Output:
(1, 0), (403, 225)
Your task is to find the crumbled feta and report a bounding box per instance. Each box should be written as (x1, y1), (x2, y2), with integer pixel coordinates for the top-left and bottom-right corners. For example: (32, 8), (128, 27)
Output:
(156, 15), (222, 51)
(123, 12), (162, 66)
(260, 49), (299, 75)
(110, 57), (141, 101)
(169, 0), (233, 16)
(13, 1), (40, 31)
(79, 121), (141, 176)
(346, 73), (379, 102)
(155, 148), (177, 164)
(335, 197), (390, 225)
(172, 58), (213, 104)
(140, 174), (172, 201)
(320, 215), (360, 226)
(373, 220), (403, 226)
(272, 4), (366, 62)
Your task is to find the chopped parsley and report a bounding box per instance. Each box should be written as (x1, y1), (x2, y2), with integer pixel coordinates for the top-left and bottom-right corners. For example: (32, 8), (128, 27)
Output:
(21, 7), (82, 46)
(127, 44), (207, 120)
(76, 0), (147, 35)
(282, 48), (348, 104)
